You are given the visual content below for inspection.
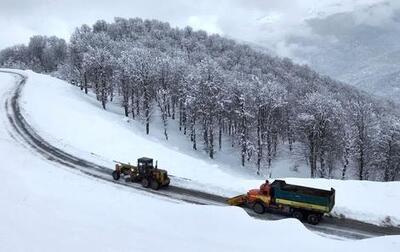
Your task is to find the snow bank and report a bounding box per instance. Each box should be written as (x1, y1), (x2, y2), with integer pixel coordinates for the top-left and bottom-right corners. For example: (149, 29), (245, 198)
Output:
(14, 70), (400, 227)
(2, 70), (400, 251)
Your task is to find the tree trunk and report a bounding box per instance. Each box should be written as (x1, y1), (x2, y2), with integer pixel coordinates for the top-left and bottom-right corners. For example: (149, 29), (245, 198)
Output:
(203, 120), (209, 151)
(109, 84), (114, 102)
(209, 126), (214, 159)
(241, 119), (246, 167)
(124, 105), (129, 117)
(80, 74), (84, 90)
(101, 80), (106, 110)
(157, 91), (168, 141)
(136, 90), (140, 116)
(163, 121), (168, 140)
(267, 132), (272, 174)
(359, 147), (364, 180)
(241, 145), (246, 167)
(319, 151), (325, 178)
(84, 72), (88, 94)
(123, 81), (129, 117)
(342, 147), (349, 180)
(183, 106), (187, 135)
(218, 117), (222, 151)
(144, 86), (150, 135)
(256, 114), (262, 175)
(131, 92), (135, 119)
(172, 99), (175, 120)
(179, 101), (183, 131)
(102, 99), (106, 110)
(192, 116), (197, 150)
(384, 140), (393, 182)
(309, 137), (316, 178)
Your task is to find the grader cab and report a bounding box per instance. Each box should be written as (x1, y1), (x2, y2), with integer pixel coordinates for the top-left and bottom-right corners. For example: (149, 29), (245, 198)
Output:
(112, 157), (170, 190)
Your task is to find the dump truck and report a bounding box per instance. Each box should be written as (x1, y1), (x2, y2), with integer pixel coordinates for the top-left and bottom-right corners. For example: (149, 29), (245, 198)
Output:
(112, 157), (170, 190)
(228, 180), (335, 225)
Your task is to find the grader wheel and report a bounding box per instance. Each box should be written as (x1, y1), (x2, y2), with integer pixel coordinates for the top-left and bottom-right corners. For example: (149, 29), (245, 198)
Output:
(150, 180), (160, 190)
(112, 171), (120, 181)
(141, 178), (150, 188)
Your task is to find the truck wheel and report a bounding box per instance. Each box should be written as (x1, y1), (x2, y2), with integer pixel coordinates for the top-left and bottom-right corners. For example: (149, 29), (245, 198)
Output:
(141, 178), (150, 188)
(307, 214), (320, 225)
(253, 202), (265, 214)
(112, 171), (120, 181)
(292, 210), (304, 220)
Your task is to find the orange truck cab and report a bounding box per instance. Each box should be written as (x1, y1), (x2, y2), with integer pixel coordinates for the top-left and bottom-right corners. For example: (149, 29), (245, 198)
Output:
(246, 188), (271, 206)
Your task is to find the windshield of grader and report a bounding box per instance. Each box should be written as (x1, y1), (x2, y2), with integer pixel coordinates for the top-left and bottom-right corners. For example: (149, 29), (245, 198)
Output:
(139, 161), (153, 167)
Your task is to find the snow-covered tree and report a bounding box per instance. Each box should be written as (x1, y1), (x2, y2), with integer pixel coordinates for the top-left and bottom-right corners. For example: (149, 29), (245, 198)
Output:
(83, 47), (115, 109)
(295, 92), (344, 178)
(129, 48), (158, 134)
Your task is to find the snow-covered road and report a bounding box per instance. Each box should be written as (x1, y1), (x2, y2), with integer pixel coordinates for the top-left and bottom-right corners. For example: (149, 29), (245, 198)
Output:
(1, 69), (400, 249)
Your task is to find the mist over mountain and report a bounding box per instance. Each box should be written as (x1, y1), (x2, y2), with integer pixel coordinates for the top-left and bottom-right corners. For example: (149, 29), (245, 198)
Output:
(272, 1), (400, 103)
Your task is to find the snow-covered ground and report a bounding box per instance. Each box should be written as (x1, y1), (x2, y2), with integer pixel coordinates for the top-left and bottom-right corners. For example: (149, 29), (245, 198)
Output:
(1, 70), (400, 251)
(12, 70), (400, 227)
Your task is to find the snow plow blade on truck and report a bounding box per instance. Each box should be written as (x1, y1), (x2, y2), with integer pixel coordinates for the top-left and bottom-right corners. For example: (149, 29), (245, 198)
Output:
(227, 180), (335, 225)
(227, 194), (248, 206)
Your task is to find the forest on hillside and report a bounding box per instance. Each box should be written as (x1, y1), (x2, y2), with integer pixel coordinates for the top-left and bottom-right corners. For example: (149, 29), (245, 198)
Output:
(1, 17), (400, 181)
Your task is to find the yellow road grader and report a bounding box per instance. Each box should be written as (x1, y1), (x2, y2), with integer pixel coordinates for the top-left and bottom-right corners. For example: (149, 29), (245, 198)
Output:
(112, 157), (170, 190)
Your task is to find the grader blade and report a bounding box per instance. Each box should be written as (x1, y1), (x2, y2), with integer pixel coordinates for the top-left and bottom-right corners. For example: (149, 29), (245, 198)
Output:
(227, 194), (248, 206)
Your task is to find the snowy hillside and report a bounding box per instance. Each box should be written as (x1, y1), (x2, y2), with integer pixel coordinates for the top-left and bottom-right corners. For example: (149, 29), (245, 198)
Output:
(1, 70), (400, 252)
(0, 73), (400, 252)
(6, 70), (398, 227)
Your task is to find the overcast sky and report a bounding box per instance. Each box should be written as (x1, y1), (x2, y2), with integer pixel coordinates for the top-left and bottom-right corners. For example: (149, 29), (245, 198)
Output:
(0, 0), (395, 57)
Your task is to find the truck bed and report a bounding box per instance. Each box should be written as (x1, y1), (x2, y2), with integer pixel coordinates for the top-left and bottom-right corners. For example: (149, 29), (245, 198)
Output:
(271, 180), (335, 213)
